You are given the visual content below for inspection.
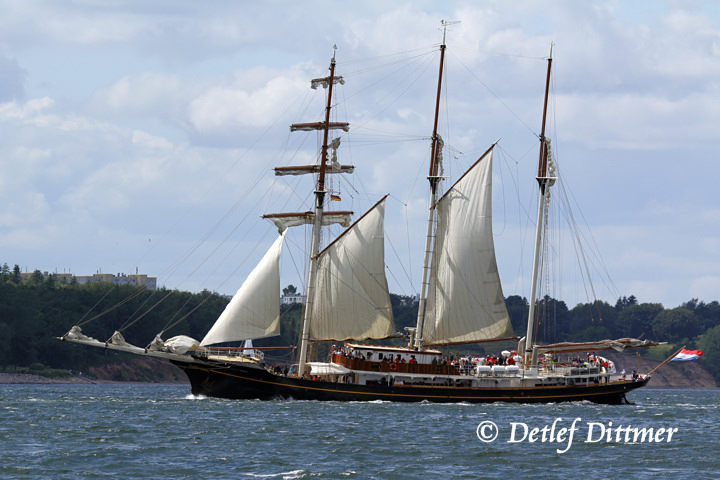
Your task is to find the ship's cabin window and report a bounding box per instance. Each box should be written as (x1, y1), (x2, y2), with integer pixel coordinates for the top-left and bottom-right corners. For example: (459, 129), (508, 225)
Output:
(378, 353), (384, 360)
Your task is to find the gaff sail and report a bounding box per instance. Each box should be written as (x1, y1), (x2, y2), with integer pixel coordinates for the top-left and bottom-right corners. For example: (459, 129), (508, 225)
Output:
(422, 147), (513, 345)
(309, 197), (395, 341)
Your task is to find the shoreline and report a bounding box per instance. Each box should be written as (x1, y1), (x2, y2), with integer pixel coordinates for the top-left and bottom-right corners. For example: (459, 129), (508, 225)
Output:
(0, 372), (188, 385)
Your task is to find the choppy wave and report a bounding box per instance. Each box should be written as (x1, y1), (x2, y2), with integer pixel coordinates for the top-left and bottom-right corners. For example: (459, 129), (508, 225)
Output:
(0, 385), (717, 478)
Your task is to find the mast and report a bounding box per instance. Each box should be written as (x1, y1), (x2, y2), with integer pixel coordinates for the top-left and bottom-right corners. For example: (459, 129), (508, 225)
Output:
(297, 46), (339, 377)
(414, 20), (453, 349)
(525, 45), (553, 369)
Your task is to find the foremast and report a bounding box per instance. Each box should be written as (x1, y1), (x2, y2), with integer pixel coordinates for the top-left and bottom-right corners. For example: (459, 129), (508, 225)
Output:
(302, 46), (342, 377)
(525, 46), (555, 369)
(414, 21), (451, 350)
(262, 46), (352, 377)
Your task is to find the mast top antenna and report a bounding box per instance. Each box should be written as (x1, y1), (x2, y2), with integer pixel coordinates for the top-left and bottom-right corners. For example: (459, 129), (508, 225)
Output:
(440, 19), (460, 44)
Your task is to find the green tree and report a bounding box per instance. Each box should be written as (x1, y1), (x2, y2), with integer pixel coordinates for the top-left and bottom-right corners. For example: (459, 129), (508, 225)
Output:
(615, 295), (638, 310)
(568, 300), (616, 341)
(616, 303), (664, 338)
(506, 295), (529, 336)
(697, 324), (720, 383)
(652, 307), (700, 343)
(690, 300), (720, 330)
(11, 265), (21, 284)
(0, 263), (10, 283)
(388, 293), (419, 331)
(535, 295), (571, 343)
(28, 270), (44, 286)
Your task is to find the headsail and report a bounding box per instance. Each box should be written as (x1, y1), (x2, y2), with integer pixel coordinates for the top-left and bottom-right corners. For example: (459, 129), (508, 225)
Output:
(309, 197), (395, 341)
(422, 147), (513, 345)
(200, 233), (285, 346)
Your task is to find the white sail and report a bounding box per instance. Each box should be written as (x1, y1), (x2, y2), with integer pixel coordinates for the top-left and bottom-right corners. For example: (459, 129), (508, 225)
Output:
(423, 148), (512, 345)
(309, 197), (395, 341)
(200, 233), (285, 346)
(264, 211), (352, 234)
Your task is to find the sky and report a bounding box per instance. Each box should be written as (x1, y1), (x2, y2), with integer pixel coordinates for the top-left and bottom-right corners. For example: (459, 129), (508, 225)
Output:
(1, 0), (719, 309)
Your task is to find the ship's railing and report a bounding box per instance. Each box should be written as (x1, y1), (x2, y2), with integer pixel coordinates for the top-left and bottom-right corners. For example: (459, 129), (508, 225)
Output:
(331, 354), (458, 375)
(331, 354), (618, 379)
(195, 347), (265, 363)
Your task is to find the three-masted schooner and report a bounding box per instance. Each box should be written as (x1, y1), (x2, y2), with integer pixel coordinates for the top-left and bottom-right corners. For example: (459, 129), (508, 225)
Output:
(62, 27), (660, 404)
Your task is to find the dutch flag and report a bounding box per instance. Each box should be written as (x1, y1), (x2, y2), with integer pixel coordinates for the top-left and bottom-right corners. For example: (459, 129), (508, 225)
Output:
(671, 349), (704, 361)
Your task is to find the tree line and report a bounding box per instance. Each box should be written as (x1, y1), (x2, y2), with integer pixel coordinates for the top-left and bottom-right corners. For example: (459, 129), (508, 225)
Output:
(1, 264), (718, 383)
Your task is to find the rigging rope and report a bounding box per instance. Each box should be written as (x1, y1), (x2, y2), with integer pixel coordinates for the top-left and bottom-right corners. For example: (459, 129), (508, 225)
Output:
(76, 287), (147, 327)
(159, 295), (213, 336)
(448, 49), (537, 137)
(75, 284), (116, 326)
(118, 291), (174, 333)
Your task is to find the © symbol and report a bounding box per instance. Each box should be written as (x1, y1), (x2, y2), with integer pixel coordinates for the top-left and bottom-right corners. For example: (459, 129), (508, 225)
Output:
(476, 420), (499, 443)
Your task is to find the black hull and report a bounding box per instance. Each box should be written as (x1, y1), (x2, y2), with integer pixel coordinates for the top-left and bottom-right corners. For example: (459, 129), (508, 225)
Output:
(171, 360), (649, 405)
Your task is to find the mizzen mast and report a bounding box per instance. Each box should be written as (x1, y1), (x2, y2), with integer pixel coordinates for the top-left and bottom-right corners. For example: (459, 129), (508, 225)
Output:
(524, 45), (555, 370)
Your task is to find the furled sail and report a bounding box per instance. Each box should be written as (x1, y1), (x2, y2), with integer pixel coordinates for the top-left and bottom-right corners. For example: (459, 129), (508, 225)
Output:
(274, 165), (355, 176)
(309, 197), (395, 341)
(310, 75), (345, 90)
(263, 211), (352, 234)
(536, 338), (663, 354)
(290, 121), (350, 132)
(422, 147), (513, 345)
(200, 233), (285, 346)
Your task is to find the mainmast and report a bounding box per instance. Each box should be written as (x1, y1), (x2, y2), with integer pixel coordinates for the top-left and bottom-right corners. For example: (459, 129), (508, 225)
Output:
(414, 20), (455, 350)
(524, 46), (554, 370)
(262, 46), (353, 377)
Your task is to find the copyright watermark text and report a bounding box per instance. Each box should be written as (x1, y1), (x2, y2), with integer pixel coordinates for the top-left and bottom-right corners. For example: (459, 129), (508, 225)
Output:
(475, 418), (678, 454)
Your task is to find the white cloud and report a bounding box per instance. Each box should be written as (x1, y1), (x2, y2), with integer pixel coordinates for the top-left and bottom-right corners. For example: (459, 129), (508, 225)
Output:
(690, 276), (720, 302)
(557, 91), (720, 149)
(93, 73), (184, 116)
(657, 9), (720, 79)
(0, 97), (54, 120)
(188, 69), (310, 137)
(132, 130), (173, 150)
(0, 1), (718, 309)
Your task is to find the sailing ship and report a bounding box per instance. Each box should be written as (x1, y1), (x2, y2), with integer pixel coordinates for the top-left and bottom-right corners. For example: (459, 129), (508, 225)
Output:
(62, 26), (660, 404)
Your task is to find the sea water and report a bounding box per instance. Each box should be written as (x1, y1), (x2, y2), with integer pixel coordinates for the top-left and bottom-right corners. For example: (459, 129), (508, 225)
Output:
(0, 385), (717, 479)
